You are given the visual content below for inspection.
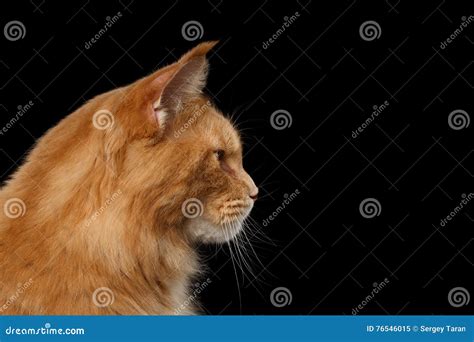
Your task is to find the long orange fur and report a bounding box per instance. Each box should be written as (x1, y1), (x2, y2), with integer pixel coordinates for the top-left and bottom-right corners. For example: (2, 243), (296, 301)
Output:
(0, 41), (258, 315)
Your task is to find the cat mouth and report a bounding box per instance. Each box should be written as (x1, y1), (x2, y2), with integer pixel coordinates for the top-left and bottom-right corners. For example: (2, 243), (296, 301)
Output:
(220, 200), (253, 221)
(186, 202), (253, 244)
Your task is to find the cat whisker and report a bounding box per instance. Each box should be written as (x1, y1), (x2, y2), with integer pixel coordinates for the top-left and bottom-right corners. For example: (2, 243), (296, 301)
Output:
(241, 220), (266, 269)
(241, 220), (279, 286)
(246, 216), (275, 246)
(223, 220), (243, 312)
(231, 218), (257, 282)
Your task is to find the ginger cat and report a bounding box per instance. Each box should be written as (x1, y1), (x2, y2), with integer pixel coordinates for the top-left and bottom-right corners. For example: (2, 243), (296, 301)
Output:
(0, 41), (258, 315)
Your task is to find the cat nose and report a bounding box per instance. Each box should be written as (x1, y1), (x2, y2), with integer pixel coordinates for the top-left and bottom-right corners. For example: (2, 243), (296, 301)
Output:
(249, 187), (259, 201)
(241, 169), (258, 201)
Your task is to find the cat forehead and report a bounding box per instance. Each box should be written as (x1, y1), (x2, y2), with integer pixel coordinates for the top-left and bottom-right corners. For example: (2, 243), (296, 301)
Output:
(203, 110), (241, 150)
(179, 102), (240, 150)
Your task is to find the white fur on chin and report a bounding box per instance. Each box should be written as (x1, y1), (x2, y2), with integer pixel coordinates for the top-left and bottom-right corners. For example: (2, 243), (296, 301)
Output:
(186, 217), (244, 243)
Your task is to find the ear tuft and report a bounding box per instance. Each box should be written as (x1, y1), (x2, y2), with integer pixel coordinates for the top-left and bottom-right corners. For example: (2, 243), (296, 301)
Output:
(158, 56), (208, 113)
(178, 41), (219, 64)
(135, 41), (219, 133)
(151, 41), (218, 128)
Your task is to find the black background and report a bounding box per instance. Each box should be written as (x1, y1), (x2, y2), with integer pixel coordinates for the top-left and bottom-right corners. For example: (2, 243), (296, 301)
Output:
(0, 0), (473, 315)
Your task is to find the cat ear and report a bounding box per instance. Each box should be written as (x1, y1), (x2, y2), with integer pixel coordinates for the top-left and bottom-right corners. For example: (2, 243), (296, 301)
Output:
(145, 41), (218, 129)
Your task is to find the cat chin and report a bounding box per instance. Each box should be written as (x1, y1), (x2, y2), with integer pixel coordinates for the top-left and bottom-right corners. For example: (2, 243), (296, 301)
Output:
(185, 217), (244, 244)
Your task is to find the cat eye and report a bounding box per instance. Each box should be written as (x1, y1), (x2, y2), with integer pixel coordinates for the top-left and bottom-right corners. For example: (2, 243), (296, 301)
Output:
(214, 149), (225, 161)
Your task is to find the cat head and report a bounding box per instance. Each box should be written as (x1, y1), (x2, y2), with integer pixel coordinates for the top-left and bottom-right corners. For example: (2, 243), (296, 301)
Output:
(93, 42), (258, 244)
